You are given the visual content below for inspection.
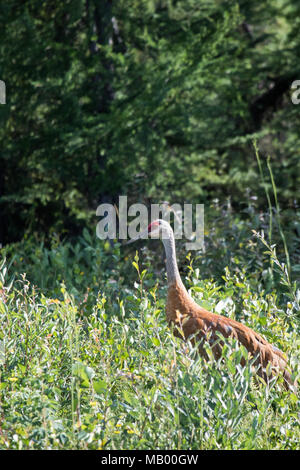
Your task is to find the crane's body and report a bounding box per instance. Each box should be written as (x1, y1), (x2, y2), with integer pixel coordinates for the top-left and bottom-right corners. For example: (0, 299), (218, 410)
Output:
(128, 219), (295, 390)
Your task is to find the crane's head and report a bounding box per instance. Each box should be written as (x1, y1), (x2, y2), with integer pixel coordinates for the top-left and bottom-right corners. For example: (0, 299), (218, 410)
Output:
(126, 219), (173, 244)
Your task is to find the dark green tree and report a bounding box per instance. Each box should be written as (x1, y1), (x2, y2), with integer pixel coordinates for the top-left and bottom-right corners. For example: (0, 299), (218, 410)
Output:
(0, 0), (299, 244)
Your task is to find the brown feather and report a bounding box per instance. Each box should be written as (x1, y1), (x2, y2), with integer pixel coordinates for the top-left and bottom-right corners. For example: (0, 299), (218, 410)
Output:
(166, 281), (296, 391)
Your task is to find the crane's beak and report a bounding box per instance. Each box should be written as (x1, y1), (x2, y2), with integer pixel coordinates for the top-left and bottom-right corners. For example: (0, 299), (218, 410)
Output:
(125, 227), (149, 245)
(125, 226), (160, 244)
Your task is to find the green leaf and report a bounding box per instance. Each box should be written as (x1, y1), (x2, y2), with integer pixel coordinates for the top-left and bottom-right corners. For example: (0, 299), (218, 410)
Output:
(152, 337), (160, 347)
(72, 361), (95, 388)
(132, 262), (139, 272)
(93, 379), (107, 394)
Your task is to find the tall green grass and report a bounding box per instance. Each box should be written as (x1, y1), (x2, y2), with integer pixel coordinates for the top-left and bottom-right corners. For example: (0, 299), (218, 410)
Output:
(0, 145), (299, 449)
(0, 243), (299, 449)
(253, 141), (299, 314)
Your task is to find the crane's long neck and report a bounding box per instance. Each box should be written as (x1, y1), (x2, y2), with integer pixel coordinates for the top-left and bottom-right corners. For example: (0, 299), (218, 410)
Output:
(162, 232), (183, 287)
(162, 229), (196, 324)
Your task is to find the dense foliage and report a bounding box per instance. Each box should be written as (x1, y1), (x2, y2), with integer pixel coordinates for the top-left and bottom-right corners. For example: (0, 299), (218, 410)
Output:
(0, 230), (299, 450)
(1, 0), (300, 243)
(0, 0), (299, 451)
(0, 199), (299, 449)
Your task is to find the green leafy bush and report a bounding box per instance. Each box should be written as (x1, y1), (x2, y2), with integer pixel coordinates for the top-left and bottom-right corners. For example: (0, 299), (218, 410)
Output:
(0, 227), (299, 449)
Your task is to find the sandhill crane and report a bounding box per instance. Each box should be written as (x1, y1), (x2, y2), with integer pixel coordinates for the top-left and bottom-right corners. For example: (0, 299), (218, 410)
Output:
(128, 219), (296, 391)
